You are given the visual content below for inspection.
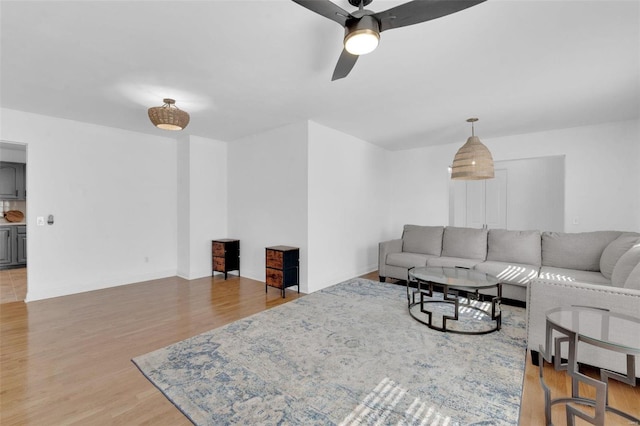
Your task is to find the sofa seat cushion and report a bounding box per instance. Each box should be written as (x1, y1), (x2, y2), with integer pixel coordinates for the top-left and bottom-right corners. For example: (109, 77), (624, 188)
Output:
(538, 266), (611, 286)
(600, 233), (640, 279)
(474, 261), (539, 286)
(542, 231), (621, 271)
(487, 229), (541, 266)
(402, 225), (444, 256)
(427, 257), (481, 269)
(441, 227), (488, 260)
(386, 252), (432, 269)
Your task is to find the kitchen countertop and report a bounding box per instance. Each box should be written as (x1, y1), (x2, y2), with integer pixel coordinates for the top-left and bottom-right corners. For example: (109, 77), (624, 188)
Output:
(0, 220), (26, 226)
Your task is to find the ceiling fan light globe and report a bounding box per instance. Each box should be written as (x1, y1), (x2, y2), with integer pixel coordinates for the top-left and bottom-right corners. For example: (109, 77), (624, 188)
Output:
(344, 29), (379, 55)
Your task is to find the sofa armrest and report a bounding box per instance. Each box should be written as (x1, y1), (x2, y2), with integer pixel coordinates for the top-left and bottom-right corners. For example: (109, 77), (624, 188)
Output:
(526, 279), (640, 375)
(378, 238), (403, 279)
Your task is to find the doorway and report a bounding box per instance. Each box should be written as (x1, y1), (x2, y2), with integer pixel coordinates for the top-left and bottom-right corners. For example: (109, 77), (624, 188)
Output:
(0, 141), (27, 303)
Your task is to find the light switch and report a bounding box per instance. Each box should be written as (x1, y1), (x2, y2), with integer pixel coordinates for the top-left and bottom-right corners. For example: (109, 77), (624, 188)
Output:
(37, 216), (45, 226)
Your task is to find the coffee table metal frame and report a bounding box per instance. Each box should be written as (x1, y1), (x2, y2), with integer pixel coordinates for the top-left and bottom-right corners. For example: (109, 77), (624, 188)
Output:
(407, 266), (502, 335)
(539, 306), (640, 426)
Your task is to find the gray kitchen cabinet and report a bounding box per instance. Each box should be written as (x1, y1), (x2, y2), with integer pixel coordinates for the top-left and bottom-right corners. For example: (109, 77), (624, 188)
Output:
(0, 162), (26, 200)
(17, 226), (27, 264)
(0, 227), (11, 265)
(0, 225), (27, 268)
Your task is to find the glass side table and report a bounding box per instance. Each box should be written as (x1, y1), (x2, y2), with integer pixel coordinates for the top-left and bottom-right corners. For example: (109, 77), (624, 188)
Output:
(539, 306), (640, 426)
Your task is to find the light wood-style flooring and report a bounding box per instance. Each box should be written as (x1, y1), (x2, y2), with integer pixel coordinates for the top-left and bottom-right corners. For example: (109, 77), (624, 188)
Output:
(1, 272), (638, 425)
(0, 267), (27, 304)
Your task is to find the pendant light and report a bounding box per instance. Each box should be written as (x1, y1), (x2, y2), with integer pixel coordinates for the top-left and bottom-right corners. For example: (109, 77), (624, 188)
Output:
(451, 118), (494, 180)
(148, 98), (190, 131)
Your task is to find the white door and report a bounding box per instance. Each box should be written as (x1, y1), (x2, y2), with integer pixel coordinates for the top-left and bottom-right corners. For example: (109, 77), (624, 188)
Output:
(464, 169), (507, 229)
(465, 180), (486, 229)
(484, 169), (507, 229)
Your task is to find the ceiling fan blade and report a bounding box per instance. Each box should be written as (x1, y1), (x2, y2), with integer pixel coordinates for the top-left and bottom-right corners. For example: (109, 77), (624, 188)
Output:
(373, 0), (486, 32)
(332, 49), (359, 81)
(291, 0), (351, 27)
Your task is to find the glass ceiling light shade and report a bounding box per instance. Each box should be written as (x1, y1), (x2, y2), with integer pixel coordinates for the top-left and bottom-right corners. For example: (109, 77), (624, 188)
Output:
(344, 15), (380, 55)
(451, 118), (495, 180)
(148, 98), (190, 131)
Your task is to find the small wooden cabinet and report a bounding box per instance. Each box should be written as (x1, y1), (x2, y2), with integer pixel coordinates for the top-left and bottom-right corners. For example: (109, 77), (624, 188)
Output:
(265, 245), (299, 298)
(211, 239), (239, 279)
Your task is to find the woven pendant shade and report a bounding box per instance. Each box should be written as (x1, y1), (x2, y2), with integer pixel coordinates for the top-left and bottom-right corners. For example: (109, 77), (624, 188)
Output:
(148, 98), (190, 131)
(451, 118), (494, 180)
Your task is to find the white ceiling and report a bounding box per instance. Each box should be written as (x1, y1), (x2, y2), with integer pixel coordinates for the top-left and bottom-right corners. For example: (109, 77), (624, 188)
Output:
(1, 0), (638, 150)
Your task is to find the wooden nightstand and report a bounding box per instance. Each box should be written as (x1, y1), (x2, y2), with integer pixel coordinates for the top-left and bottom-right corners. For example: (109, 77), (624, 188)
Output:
(212, 239), (240, 279)
(265, 246), (299, 298)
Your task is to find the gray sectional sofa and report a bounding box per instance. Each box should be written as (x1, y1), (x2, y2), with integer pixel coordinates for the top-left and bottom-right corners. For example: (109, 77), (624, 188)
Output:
(379, 225), (640, 301)
(379, 225), (640, 375)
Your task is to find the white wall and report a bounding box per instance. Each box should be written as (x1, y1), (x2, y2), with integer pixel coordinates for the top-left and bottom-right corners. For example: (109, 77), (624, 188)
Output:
(451, 156), (566, 231)
(227, 122), (309, 290)
(488, 120), (639, 232)
(0, 143), (27, 162)
(187, 135), (227, 279)
(1, 108), (179, 300)
(389, 119), (640, 233)
(176, 134), (227, 279)
(387, 143), (454, 234)
(176, 135), (191, 277)
(497, 156), (565, 231)
(307, 122), (392, 293)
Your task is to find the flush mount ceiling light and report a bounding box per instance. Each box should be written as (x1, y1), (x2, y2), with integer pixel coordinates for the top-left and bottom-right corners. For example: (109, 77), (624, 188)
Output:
(148, 98), (190, 131)
(451, 118), (495, 180)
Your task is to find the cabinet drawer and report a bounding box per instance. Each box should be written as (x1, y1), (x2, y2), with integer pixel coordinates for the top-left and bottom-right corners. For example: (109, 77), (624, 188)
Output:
(213, 257), (226, 271)
(266, 268), (283, 288)
(266, 249), (283, 269)
(212, 242), (225, 257)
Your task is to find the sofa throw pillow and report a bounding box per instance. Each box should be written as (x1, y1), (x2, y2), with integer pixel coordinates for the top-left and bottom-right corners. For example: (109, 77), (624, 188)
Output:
(599, 233), (640, 279)
(441, 226), (488, 260)
(624, 262), (640, 290)
(542, 231), (621, 271)
(402, 225), (444, 256)
(611, 242), (640, 287)
(487, 229), (542, 266)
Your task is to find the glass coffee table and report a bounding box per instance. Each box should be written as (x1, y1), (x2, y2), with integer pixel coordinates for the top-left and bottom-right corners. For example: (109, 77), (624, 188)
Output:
(407, 266), (501, 335)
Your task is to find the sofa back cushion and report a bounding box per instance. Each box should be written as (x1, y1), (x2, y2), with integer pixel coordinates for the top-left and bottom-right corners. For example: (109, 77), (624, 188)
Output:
(402, 225), (444, 256)
(441, 226), (488, 260)
(487, 229), (542, 266)
(612, 242), (640, 287)
(542, 231), (621, 271)
(624, 262), (640, 290)
(599, 233), (640, 279)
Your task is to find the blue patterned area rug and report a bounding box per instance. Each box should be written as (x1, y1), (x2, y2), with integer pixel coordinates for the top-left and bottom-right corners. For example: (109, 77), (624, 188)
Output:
(132, 278), (527, 425)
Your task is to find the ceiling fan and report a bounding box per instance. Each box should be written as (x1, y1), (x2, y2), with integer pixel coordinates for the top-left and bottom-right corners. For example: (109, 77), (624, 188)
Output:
(292, 0), (486, 80)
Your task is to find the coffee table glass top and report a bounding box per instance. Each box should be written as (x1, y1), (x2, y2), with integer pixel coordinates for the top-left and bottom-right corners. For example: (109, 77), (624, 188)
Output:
(409, 266), (499, 290)
(546, 306), (640, 353)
